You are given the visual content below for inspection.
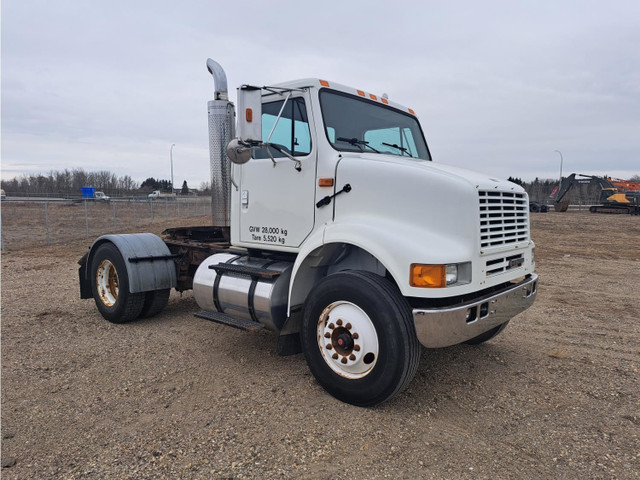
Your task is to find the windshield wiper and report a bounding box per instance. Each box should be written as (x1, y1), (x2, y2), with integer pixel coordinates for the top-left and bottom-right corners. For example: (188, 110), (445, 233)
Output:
(336, 137), (380, 153)
(382, 142), (412, 157)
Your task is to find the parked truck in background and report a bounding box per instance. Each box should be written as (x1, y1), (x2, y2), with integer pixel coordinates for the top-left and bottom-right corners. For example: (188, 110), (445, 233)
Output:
(148, 190), (176, 199)
(81, 187), (110, 202)
(78, 59), (538, 406)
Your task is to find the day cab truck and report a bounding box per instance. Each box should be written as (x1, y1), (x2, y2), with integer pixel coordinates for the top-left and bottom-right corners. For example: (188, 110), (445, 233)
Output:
(78, 58), (538, 406)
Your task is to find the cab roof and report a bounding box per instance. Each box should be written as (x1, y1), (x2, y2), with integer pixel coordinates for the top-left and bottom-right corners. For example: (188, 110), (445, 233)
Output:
(264, 78), (417, 117)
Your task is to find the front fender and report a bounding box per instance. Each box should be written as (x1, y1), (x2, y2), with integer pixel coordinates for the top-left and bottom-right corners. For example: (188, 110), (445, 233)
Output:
(323, 217), (473, 297)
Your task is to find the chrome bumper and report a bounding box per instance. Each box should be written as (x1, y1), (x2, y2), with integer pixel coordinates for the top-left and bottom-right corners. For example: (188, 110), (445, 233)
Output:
(413, 274), (538, 348)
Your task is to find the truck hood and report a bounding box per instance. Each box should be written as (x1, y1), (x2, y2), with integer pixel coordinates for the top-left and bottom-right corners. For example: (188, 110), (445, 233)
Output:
(328, 152), (532, 297)
(345, 152), (524, 193)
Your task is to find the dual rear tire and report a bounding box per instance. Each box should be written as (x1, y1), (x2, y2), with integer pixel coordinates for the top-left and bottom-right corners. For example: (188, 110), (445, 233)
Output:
(90, 243), (169, 323)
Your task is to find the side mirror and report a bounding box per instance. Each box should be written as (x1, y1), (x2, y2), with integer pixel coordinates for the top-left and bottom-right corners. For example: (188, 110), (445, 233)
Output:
(236, 85), (262, 143)
(226, 138), (251, 164)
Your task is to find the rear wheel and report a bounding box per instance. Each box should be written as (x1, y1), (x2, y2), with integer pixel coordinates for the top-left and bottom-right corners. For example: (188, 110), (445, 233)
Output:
(301, 271), (420, 407)
(139, 289), (170, 318)
(464, 321), (509, 345)
(90, 243), (145, 323)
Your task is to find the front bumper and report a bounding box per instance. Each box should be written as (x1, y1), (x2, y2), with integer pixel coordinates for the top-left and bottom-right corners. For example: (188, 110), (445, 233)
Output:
(413, 274), (538, 348)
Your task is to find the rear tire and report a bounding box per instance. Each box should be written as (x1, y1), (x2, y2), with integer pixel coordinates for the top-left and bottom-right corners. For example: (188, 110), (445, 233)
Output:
(301, 271), (420, 407)
(90, 243), (145, 323)
(139, 289), (171, 318)
(464, 321), (509, 345)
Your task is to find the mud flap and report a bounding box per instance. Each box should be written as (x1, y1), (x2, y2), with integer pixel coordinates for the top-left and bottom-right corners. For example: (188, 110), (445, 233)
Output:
(78, 263), (92, 299)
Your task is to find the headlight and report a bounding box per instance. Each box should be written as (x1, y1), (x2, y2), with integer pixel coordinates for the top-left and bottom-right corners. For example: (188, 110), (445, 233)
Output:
(445, 264), (458, 285)
(410, 262), (471, 288)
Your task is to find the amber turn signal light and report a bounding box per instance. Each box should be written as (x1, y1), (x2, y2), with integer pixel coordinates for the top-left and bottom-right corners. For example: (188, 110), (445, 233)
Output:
(245, 108), (253, 122)
(318, 178), (334, 187)
(410, 264), (446, 288)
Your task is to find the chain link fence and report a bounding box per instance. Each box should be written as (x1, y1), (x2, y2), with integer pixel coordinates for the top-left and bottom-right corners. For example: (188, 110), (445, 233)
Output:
(0, 197), (212, 250)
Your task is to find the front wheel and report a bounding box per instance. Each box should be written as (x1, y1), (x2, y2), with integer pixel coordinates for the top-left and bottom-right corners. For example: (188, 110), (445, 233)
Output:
(301, 271), (420, 407)
(90, 243), (145, 323)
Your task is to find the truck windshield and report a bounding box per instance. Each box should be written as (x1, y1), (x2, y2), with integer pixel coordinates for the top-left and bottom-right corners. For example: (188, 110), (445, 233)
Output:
(319, 90), (430, 160)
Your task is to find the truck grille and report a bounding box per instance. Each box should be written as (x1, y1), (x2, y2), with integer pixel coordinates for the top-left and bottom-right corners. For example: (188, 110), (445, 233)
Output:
(485, 254), (524, 276)
(479, 191), (529, 249)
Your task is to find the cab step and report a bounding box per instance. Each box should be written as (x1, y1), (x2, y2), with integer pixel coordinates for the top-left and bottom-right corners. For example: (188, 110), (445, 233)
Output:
(209, 263), (281, 280)
(194, 310), (264, 332)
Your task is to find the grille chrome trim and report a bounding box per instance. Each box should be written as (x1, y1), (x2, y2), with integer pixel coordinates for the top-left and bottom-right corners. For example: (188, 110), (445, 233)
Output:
(479, 191), (529, 250)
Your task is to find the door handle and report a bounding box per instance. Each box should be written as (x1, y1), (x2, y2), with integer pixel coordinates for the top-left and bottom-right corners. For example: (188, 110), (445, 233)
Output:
(316, 184), (351, 208)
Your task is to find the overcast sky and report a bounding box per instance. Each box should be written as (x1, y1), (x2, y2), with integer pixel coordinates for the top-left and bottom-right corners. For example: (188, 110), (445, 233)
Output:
(2, 0), (639, 188)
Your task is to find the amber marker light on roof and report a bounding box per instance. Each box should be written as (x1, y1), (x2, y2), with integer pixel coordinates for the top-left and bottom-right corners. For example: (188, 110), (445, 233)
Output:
(318, 178), (334, 187)
(410, 264), (446, 288)
(408, 108), (415, 114)
(320, 80), (330, 87)
(381, 98), (389, 104)
(357, 90), (365, 96)
(369, 94), (377, 100)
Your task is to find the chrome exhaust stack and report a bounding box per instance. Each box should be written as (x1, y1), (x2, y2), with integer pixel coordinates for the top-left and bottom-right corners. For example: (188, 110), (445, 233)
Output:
(206, 58), (235, 230)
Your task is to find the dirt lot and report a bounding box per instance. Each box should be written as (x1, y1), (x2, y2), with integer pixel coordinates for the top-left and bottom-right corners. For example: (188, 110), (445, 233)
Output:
(1, 212), (639, 479)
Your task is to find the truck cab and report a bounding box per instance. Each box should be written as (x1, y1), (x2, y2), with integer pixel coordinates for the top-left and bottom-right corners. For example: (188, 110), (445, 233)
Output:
(78, 59), (537, 407)
(227, 77), (536, 325)
(94, 191), (110, 202)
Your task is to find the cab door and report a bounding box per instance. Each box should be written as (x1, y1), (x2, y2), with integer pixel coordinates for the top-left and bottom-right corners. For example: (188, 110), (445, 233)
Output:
(235, 93), (317, 249)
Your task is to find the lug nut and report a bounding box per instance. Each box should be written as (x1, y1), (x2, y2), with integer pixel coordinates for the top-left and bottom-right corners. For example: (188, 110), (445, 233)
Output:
(328, 323), (335, 330)
(336, 319), (343, 326)
(354, 345), (361, 352)
(332, 353), (339, 360)
(353, 333), (359, 339)
(349, 354), (356, 361)
(324, 332), (331, 338)
(341, 357), (348, 364)
(326, 344), (333, 350)
(345, 323), (352, 330)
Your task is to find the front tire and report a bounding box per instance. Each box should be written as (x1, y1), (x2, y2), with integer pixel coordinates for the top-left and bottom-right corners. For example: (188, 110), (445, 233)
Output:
(301, 271), (420, 407)
(90, 243), (145, 323)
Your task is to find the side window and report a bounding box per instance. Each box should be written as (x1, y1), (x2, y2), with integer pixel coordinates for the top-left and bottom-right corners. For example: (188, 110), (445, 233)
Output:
(254, 98), (311, 159)
(364, 127), (418, 157)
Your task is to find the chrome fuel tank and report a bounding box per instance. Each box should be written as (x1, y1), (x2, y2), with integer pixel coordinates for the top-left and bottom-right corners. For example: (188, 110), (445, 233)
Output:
(193, 253), (293, 331)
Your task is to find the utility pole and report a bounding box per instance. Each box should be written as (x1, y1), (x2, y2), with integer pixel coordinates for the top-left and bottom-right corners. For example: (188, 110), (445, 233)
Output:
(170, 143), (176, 193)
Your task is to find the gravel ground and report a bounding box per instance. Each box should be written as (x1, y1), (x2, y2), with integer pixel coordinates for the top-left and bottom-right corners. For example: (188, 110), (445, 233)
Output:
(1, 212), (639, 479)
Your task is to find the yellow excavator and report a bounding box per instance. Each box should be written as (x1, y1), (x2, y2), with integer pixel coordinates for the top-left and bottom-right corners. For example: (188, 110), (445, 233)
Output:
(552, 174), (640, 215)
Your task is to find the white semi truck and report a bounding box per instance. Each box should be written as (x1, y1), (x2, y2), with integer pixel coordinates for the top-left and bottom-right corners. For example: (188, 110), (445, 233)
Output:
(78, 59), (538, 406)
